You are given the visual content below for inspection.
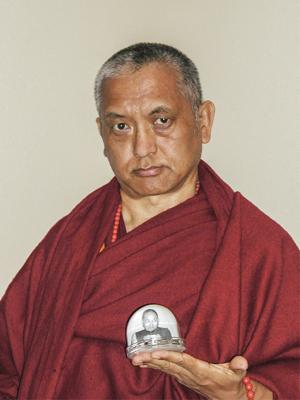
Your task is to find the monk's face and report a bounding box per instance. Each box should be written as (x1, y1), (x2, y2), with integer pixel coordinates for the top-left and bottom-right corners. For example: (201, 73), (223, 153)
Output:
(97, 62), (214, 198)
(143, 310), (158, 332)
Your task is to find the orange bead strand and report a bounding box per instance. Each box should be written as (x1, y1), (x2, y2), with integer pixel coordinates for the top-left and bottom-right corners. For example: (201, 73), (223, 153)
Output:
(110, 180), (200, 245)
(242, 377), (255, 399)
(111, 204), (122, 243)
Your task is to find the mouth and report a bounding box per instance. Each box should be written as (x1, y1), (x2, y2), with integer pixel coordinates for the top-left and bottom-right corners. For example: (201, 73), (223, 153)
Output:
(132, 166), (164, 177)
(146, 326), (155, 331)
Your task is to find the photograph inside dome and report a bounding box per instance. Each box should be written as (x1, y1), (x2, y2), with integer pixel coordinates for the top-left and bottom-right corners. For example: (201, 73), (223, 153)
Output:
(126, 304), (186, 358)
(131, 309), (172, 344)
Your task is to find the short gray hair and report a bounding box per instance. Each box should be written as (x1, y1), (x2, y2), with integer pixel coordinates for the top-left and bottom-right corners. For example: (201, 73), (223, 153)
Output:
(142, 309), (158, 320)
(94, 42), (203, 116)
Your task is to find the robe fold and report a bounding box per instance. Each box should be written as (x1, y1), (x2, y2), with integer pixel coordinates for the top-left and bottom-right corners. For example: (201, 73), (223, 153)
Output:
(55, 188), (217, 399)
(0, 161), (299, 400)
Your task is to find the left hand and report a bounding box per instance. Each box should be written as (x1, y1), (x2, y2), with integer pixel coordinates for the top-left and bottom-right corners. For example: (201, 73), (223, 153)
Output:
(131, 350), (249, 400)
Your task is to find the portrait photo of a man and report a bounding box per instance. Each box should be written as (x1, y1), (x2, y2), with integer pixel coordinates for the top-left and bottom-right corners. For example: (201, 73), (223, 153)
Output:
(131, 309), (172, 344)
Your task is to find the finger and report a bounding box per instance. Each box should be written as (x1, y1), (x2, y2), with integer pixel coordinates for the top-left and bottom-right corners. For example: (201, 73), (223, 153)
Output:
(150, 350), (209, 375)
(229, 356), (248, 378)
(131, 352), (153, 366)
(143, 358), (207, 396)
(141, 361), (163, 371)
(143, 358), (197, 386)
(132, 353), (183, 373)
(132, 351), (185, 368)
(145, 358), (180, 374)
(133, 353), (192, 378)
(143, 351), (211, 386)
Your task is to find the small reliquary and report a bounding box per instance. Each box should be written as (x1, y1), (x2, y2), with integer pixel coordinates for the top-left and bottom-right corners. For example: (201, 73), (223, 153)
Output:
(126, 304), (186, 359)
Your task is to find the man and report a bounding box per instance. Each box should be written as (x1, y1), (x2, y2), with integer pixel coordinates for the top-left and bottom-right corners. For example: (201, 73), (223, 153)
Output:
(132, 309), (172, 344)
(0, 43), (299, 399)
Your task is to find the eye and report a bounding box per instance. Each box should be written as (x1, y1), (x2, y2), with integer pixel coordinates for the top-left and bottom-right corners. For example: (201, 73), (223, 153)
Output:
(154, 117), (172, 129)
(154, 117), (170, 125)
(114, 122), (128, 130)
(112, 122), (130, 133)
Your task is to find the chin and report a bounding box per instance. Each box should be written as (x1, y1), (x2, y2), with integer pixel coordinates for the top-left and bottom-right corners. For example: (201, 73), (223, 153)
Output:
(130, 189), (165, 198)
(119, 177), (166, 196)
(133, 184), (173, 197)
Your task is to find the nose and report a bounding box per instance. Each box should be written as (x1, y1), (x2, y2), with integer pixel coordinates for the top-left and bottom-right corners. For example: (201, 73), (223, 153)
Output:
(133, 124), (157, 158)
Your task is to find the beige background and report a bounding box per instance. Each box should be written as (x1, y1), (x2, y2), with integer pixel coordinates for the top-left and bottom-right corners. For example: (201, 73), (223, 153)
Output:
(0, 0), (299, 297)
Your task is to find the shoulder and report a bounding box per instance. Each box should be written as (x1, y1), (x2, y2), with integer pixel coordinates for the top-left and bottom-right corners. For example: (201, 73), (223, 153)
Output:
(237, 192), (298, 258)
(2, 179), (116, 298)
(41, 178), (117, 241)
(65, 178), (116, 217)
(35, 179), (115, 250)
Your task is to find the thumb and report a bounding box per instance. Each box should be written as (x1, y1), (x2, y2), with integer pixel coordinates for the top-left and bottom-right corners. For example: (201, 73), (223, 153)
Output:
(229, 355), (248, 377)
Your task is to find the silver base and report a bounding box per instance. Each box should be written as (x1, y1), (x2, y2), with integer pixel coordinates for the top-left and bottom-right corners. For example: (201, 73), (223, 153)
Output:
(126, 337), (186, 359)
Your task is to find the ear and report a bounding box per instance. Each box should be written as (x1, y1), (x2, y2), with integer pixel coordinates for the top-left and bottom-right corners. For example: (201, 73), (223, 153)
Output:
(197, 101), (215, 144)
(96, 116), (108, 157)
(96, 116), (102, 134)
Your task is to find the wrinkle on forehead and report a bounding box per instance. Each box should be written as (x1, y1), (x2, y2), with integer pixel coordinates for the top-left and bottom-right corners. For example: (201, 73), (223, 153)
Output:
(101, 63), (186, 117)
(143, 310), (158, 321)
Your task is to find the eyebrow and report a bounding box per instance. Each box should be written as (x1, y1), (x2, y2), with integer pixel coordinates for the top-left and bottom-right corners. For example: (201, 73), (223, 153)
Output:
(104, 106), (173, 119)
(149, 106), (173, 116)
(104, 112), (125, 119)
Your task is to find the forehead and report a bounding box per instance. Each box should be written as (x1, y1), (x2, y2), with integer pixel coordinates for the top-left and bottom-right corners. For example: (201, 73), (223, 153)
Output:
(101, 63), (187, 113)
(143, 311), (157, 319)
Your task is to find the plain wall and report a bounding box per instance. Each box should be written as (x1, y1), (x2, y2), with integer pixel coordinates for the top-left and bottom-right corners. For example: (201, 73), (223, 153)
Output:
(0, 0), (299, 297)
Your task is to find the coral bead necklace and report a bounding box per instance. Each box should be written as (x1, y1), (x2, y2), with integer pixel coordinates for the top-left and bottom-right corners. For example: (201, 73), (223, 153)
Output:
(111, 180), (200, 244)
(107, 179), (256, 399)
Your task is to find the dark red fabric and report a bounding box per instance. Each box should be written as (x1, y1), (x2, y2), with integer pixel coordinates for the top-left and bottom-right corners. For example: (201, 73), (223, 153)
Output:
(0, 161), (299, 400)
(55, 189), (217, 399)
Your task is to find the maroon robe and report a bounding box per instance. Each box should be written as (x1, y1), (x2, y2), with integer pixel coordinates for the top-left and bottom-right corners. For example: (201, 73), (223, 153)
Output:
(55, 188), (217, 399)
(0, 161), (299, 399)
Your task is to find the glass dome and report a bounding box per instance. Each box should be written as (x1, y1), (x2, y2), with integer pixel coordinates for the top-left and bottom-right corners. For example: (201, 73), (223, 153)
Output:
(126, 304), (185, 359)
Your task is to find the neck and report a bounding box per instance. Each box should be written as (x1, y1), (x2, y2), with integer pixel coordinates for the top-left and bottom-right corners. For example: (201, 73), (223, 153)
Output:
(120, 171), (199, 233)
